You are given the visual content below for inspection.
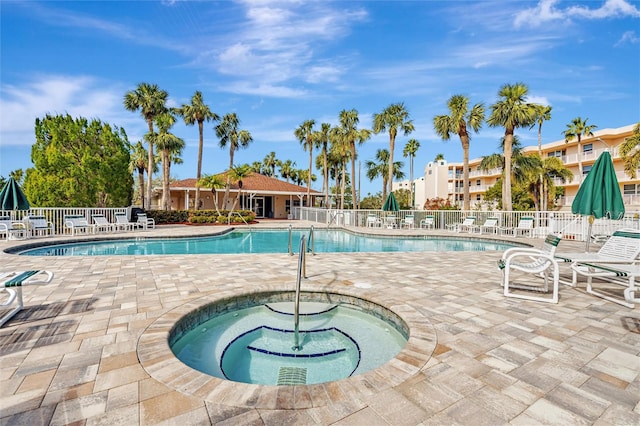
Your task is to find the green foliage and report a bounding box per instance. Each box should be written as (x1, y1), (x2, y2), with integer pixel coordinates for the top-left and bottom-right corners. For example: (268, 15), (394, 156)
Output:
(359, 193), (383, 209)
(423, 197), (457, 210)
(188, 209), (256, 224)
(146, 210), (189, 224)
(394, 189), (412, 209)
(25, 114), (133, 207)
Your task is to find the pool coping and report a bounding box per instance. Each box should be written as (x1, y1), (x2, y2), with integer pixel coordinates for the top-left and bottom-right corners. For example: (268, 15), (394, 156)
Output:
(137, 285), (437, 410)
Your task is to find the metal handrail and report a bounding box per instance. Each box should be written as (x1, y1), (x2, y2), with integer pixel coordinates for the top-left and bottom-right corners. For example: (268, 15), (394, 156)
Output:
(227, 211), (251, 231)
(293, 234), (306, 351)
(308, 225), (315, 255)
(288, 224), (293, 255)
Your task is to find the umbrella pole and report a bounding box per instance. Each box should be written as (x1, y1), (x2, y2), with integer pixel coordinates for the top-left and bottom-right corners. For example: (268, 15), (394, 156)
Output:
(586, 215), (594, 252)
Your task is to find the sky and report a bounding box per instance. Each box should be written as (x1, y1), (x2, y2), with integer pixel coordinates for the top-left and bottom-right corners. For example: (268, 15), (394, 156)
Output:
(1, 0), (639, 198)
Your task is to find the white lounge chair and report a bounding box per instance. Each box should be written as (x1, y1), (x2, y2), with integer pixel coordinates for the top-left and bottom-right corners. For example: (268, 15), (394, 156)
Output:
(64, 215), (94, 236)
(446, 216), (475, 232)
(420, 215), (434, 229)
(570, 262), (640, 308)
(401, 215), (414, 229)
(366, 213), (381, 228)
(500, 216), (534, 237)
(115, 213), (135, 231)
(23, 215), (54, 237)
(555, 228), (640, 287)
(0, 216), (27, 240)
(92, 214), (116, 233)
(136, 213), (155, 230)
(498, 234), (562, 304)
(470, 217), (499, 234)
(0, 270), (54, 327)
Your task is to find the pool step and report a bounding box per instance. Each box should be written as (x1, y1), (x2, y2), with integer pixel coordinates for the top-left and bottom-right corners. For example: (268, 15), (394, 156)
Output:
(277, 367), (307, 385)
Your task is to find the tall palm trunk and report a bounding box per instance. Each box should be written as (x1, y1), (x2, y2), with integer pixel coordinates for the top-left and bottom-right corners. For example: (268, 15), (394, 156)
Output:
(162, 149), (171, 210)
(340, 163), (346, 209)
(137, 169), (145, 209)
(146, 118), (154, 210)
(195, 120), (204, 210)
(350, 143), (358, 209)
(223, 148), (235, 208)
(503, 131), (514, 211)
(387, 134), (395, 195)
(461, 135), (470, 210)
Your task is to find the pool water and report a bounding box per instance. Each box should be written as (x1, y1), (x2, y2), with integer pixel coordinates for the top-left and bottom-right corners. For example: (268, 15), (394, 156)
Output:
(17, 229), (516, 256)
(171, 302), (407, 385)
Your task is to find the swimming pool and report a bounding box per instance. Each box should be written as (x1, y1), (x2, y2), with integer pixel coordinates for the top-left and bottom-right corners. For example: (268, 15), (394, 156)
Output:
(16, 229), (517, 256)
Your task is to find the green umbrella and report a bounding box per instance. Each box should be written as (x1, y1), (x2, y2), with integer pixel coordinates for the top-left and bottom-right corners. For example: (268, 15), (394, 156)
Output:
(571, 151), (624, 250)
(0, 177), (30, 210)
(382, 191), (399, 212)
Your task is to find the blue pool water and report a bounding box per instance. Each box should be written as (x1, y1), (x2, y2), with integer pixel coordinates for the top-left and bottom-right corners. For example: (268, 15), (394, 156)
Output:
(171, 302), (407, 385)
(17, 229), (516, 256)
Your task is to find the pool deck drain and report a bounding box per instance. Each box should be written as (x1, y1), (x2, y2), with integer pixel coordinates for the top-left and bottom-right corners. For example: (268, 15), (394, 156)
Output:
(277, 367), (307, 385)
(0, 222), (639, 425)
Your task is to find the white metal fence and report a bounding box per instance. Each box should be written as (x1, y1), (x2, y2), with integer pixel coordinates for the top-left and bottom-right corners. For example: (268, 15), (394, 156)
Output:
(294, 207), (640, 241)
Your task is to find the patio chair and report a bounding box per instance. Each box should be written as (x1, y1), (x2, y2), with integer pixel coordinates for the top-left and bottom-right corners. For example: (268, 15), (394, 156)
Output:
(0, 216), (27, 241)
(384, 215), (397, 229)
(446, 216), (475, 232)
(419, 215), (434, 229)
(92, 214), (116, 233)
(470, 217), (499, 235)
(555, 228), (640, 286)
(500, 216), (534, 238)
(570, 262), (640, 308)
(498, 234), (562, 303)
(0, 270), (54, 327)
(366, 213), (382, 228)
(115, 212), (135, 231)
(23, 215), (54, 237)
(64, 215), (94, 236)
(136, 213), (156, 230)
(401, 215), (414, 229)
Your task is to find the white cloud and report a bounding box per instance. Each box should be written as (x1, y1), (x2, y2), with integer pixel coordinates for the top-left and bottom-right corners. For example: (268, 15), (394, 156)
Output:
(0, 75), (134, 146)
(615, 30), (640, 46)
(514, 0), (640, 28)
(526, 95), (551, 106)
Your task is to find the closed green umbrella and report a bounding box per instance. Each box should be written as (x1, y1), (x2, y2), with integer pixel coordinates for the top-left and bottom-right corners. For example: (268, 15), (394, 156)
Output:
(0, 177), (30, 211)
(571, 151), (624, 250)
(382, 192), (399, 212)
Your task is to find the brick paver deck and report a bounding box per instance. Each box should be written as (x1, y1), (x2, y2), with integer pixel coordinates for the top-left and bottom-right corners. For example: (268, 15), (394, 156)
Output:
(1, 222), (638, 425)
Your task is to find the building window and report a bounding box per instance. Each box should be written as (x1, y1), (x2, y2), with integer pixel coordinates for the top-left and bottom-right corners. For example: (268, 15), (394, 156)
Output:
(476, 194), (481, 201)
(624, 184), (638, 195)
(583, 165), (592, 175)
(548, 149), (566, 158)
(428, 170), (432, 175)
(583, 144), (593, 153)
(476, 179), (481, 186)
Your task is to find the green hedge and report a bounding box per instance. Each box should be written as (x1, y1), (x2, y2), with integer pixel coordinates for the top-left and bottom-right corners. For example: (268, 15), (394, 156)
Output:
(146, 209), (256, 225)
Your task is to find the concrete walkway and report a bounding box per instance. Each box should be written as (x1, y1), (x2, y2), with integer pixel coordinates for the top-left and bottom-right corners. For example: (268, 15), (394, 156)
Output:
(0, 222), (638, 425)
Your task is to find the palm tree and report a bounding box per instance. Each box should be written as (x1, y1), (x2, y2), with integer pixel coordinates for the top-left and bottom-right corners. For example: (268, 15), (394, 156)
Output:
(294, 120), (316, 207)
(480, 136), (539, 209)
(373, 103), (414, 196)
(151, 111), (185, 210)
(333, 109), (371, 209)
(249, 161), (264, 174)
(262, 151), (277, 177)
(216, 113), (253, 209)
(228, 164), (252, 212)
(198, 173), (226, 215)
(620, 122), (640, 178)
(538, 156), (573, 210)
(528, 104), (552, 209)
(365, 148), (405, 202)
(433, 95), (485, 211)
(402, 139), (420, 209)
(313, 123), (332, 208)
(176, 91), (219, 211)
(123, 83), (168, 209)
(434, 153), (445, 161)
(563, 117), (597, 184)
(279, 159), (296, 183)
(128, 141), (148, 208)
(487, 83), (538, 211)
(330, 122), (353, 210)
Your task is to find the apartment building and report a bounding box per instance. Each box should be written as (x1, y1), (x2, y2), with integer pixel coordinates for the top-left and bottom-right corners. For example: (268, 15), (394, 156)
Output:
(394, 124), (639, 211)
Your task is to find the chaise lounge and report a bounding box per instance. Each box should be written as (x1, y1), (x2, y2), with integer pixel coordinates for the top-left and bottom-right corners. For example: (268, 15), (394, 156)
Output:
(1, 270), (54, 327)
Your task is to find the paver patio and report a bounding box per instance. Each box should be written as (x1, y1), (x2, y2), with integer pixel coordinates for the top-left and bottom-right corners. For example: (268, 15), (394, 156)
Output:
(0, 222), (638, 425)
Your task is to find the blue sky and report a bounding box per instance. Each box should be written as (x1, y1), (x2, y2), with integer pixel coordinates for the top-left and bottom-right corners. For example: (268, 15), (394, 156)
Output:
(1, 0), (639, 197)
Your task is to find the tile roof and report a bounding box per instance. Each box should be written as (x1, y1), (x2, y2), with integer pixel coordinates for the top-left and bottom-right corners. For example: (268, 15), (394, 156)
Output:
(168, 173), (321, 194)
